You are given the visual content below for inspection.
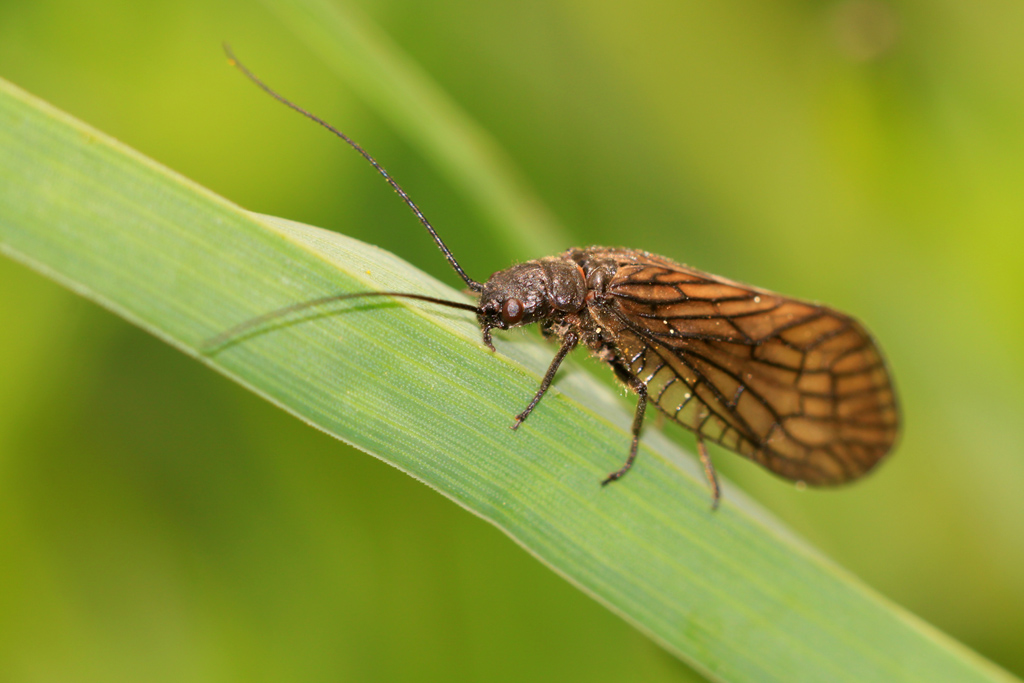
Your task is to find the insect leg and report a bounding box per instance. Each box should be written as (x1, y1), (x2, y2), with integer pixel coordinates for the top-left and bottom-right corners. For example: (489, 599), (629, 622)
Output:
(511, 331), (579, 430)
(601, 378), (647, 486)
(696, 435), (721, 510)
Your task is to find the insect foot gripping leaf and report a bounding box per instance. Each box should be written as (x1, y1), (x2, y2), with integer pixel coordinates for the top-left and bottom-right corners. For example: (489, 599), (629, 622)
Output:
(213, 47), (900, 509)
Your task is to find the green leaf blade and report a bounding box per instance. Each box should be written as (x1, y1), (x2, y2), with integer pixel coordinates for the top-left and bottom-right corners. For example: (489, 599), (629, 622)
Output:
(0, 76), (1015, 683)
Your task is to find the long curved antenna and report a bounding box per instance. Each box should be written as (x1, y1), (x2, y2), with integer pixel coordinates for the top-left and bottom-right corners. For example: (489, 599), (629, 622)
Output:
(203, 291), (480, 352)
(224, 44), (483, 292)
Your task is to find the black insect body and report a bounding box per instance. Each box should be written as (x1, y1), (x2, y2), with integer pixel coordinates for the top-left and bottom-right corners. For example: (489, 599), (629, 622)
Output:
(218, 48), (900, 508)
(468, 247), (898, 507)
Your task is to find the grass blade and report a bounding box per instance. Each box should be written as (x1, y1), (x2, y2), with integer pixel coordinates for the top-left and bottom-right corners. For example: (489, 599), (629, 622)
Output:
(0, 76), (1016, 683)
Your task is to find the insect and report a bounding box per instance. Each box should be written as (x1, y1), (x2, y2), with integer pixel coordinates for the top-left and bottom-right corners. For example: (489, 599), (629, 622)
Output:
(216, 47), (900, 508)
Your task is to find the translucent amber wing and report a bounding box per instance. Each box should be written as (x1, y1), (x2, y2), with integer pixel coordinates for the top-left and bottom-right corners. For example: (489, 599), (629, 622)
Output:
(590, 250), (899, 485)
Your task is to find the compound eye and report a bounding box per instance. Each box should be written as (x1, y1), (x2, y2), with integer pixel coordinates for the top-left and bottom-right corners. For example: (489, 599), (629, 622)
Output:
(501, 298), (524, 325)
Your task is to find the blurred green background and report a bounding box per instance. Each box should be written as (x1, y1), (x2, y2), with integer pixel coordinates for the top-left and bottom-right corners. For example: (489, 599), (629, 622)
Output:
(2, 0), (1023, 681)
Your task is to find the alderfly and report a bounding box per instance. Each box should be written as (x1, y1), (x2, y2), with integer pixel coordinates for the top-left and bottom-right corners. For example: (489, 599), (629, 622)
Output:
(212, 46), (900, 508)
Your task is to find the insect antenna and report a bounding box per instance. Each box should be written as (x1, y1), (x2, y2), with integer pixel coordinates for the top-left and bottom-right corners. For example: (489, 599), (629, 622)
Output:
(223, 44), (482, 292)
(203, 290), (480, 352)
